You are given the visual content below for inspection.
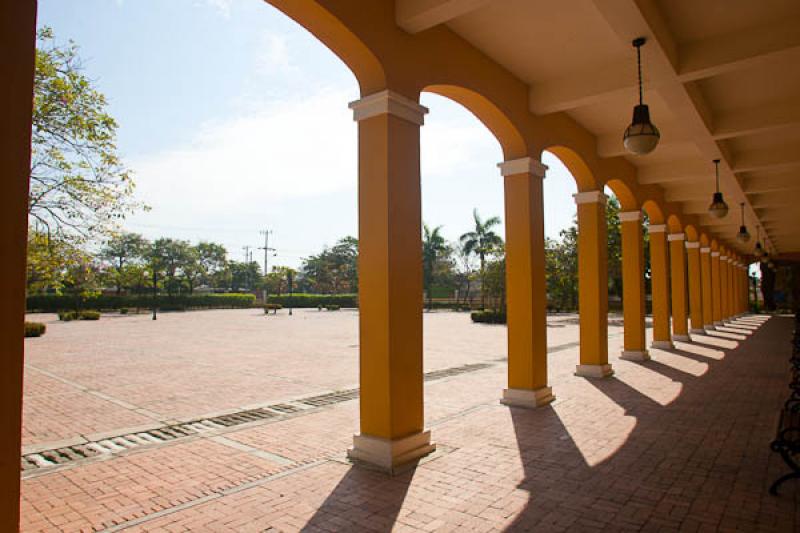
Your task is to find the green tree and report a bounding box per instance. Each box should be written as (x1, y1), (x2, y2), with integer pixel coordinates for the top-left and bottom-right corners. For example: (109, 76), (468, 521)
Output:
(195, 242), (228, 288)
(101, 232), (148, 294)
(300, 236), (359, 294)
(29, 28), (142, 239)
(422, 224), (449, 309)
(606, 196), (623, 300)
(459, 209), (503, 308)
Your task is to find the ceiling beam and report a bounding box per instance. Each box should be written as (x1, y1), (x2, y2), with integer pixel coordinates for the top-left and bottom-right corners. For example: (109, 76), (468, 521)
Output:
(396, 0), (492, 33)
(742, 171), (800, 194)
(677, 17), (800, 81)
(636, 159), (709, 185)
(712, 98), (800, 140)
(732, 145), (800, 174)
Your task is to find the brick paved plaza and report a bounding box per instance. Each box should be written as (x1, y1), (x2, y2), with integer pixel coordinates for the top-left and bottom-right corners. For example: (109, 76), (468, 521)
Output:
(21, 310), (799, 531)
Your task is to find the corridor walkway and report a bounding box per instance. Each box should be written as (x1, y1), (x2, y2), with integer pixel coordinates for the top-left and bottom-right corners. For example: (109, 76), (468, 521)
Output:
(21, 314), (797, 532)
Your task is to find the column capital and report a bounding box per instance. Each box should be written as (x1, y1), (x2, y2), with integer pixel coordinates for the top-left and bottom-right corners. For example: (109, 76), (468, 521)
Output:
(667, 233), (685, 242)
(497, 157), (547, 177)
(648, 224), (667, 233)
(700, 247), (711, 253)
(573, 191), (607, 205)
(619, 211), (642, 222)
(711, 251), (720, 257)
(349, 90), (428, 125)
(685, 241), (700, 249)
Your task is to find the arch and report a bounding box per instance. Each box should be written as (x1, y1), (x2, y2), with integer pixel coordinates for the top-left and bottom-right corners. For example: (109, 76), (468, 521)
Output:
(685, 225), (699, 242)
(424, 84), (527, 160)
(667, 214), (683, 234)
(605, 179), (639, 211)
(266, 0), (385, 93)
(700, 233), (710, 246)
(545, 146), (600, 192)
(642, 200), (665, 225)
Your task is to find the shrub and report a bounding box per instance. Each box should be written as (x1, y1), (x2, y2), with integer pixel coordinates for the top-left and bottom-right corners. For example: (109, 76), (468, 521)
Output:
(119, 308), (129, 314)
(58, 310), (100, 321)
(27, 293), (257, 312)
(268, 294), (357, 309)
(470, 310), (506, 324)
(326, 304), (341, 311)
(24, 322), (46, 337)
(58, 311), (77, 321)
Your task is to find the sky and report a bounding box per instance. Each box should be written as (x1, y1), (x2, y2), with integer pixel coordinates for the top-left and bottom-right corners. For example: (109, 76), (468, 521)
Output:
(37, 0), (580, 270)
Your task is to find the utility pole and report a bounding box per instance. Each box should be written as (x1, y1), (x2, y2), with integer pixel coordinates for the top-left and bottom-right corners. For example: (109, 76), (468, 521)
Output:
(259, 230), (276, 304)
(243, 246), (252, 291)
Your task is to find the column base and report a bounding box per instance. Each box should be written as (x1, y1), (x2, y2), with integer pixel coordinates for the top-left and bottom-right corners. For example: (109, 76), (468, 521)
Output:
(620, 350), (650, 361)
(690, 328), (706, 335)
(650, 340), (674, 350)
(673, 334), (691, 342)
(575, 364), (614, 378)
(501, 387), (554, 409)
(348, 431), (435, 474)
(704, 324), (716, 331)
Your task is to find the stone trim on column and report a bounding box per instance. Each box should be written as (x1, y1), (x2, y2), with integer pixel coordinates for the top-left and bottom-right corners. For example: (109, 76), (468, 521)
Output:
(667, 233), (685, 241)
(685, 241), (700, 249)
(497, 157), (547, 177)
(701, 247), (710, 253)
(573, 190), (607, 205)
(648, 224), (667, 233)
(619, 211), (642, 222)
(711, 251), (720, 257)
(349, 90), (429, 125)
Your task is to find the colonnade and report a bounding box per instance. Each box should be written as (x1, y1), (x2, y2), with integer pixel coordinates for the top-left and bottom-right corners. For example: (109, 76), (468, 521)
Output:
(344, 90), (752, 472)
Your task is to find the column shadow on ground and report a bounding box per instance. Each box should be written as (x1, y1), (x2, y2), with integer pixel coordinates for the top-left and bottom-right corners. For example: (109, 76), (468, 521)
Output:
(301, 462), (415, 532)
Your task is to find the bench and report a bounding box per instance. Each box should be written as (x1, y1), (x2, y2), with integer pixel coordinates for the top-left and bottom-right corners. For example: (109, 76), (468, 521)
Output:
(769, 314), (800, 496)
(769, 401), (800, 495)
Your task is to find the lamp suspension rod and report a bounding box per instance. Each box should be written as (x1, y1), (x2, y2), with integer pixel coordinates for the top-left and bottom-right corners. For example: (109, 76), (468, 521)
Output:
(714, 159), (721, 192)
(634, 38), (644, 105)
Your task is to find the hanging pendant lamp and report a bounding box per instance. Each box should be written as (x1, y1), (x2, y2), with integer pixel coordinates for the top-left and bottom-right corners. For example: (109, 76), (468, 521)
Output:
(736, 202), (750, 242)
(623, 37), (660, 155)
(708, 159), (729, 218)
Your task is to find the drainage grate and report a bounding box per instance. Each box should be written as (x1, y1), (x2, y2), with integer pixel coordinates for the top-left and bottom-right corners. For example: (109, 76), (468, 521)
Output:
(423, 363), (493, 381)
(23, 359), (498, 473)
(300, 389), (359, 407)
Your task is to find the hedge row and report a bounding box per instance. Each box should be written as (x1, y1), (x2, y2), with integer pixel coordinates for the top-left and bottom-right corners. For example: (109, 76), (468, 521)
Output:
(470, 310), (507, 324)
(27, 293), (257, 312)
(58, 310), (101, 321)
(268, 294), (357, 308)
(24, 322), (46, 337)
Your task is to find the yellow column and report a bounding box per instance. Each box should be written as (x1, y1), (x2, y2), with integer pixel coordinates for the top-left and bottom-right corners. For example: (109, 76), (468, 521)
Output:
(574, 191), (612, 378)
(686, 241), (704, 334)
(733, 257), (741, 317)
(347, 90), (434, 471)
(1, 2), (37, 529)
(619, 211), (649, 361)
(649, 224), (673, 349)
(711, 250), (722, 325)
(700, 246), (713, 329)
(728, 256), (736, 320)
(720, 253), (730, 321)
(669, 232), (690, 341)
(500, 157), (553, 408)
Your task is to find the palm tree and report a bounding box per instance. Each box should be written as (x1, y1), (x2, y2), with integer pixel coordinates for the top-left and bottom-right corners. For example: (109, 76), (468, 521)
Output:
(459, 209), (503, 308)
(423, 223), (448, 309)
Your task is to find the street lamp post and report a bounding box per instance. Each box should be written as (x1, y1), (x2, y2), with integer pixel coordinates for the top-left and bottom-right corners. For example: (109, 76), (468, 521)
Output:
(287, 270), (293, 316)
(152, 268), (158, 320)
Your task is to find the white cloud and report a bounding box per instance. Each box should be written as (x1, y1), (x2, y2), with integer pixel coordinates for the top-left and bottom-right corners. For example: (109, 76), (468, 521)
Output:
(201, 0), (233, 17)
